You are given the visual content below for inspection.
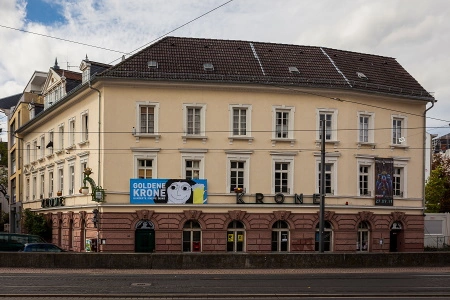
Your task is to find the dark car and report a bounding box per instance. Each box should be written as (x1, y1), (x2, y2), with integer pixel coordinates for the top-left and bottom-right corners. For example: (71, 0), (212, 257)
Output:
(0, 233), (46, 251)
(22, 243), (65, 252)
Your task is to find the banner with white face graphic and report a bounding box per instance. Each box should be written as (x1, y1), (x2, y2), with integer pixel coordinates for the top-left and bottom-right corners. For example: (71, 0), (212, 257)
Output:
(130, 179), (208, 204)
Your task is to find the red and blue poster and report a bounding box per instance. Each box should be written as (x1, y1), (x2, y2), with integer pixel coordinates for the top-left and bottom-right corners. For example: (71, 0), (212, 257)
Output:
(374, 158), (393, 206)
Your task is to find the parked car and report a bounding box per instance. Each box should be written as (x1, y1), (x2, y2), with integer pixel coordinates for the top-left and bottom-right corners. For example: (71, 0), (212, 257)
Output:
(21, 243), (65, 252)
(0, 233), (46, 251)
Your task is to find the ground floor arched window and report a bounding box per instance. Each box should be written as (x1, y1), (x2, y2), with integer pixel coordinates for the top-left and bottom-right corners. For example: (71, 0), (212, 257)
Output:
(227, 220), (245, 252)
(315, 221), (333, 251)
(183, 220), (201, 252)
(272, 220), (289, 252)
(357, 221), (370, 251)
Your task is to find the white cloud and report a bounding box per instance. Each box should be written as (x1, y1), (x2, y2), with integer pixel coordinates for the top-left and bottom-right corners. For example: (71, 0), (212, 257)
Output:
(0, 0), (449, 136)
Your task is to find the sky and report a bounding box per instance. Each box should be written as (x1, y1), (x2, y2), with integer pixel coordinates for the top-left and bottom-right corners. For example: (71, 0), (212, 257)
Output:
(0, 0), (449, 141)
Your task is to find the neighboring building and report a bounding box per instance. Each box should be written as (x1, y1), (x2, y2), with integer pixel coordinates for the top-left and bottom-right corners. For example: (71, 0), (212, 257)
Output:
(424, 213), (450, 249)
(16, 37), (434, 253)
(425, 132), (438, 181)
(433, 133), (450, 154)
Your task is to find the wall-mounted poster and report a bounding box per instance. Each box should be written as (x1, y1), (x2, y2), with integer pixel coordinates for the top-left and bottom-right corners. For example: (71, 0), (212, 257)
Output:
(374, 158), (394, 206)
(130, 179), (208, 204)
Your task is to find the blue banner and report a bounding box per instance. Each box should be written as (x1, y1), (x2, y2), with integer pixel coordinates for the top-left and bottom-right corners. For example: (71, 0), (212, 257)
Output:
(130, 179), (208, 204)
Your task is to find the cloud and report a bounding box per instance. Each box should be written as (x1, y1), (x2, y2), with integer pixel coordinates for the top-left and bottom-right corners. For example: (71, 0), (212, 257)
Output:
(0, 0), (449, 136)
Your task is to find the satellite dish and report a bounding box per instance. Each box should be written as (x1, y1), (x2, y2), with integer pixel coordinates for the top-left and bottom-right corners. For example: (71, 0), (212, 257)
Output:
(398, 137), (406, 143)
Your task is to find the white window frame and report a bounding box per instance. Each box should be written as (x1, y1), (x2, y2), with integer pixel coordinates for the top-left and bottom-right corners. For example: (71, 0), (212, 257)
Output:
(272, 105), (295, 140)
(48, 130), (54, 155)
(26, 143), (30, 165)
(32, 173), (37, 200)
(271, 154), (295, 194)
(182, 103), (206, 138)
(357, 111), (375, 144)
(135, 102), (160, 137)
(181, 152), (205, 179)
(68, 164), (75, 195)
(80, 110), (89, 143)
(79, 157), (88, 187)
(32, 140), (38, 162)
(229, 104), (252, 138)
(226, 153), (250, 193)
(391, 115), (407, 146)
(58, 123), (65, 152)
(393, 159), (408, 198)
(26, 177), (30, 201)
(132, 150), (159, 179)
(48, 170), (54, 198)
(315, 154), (339, 195)
(316, 108), (338, 142)
(357, 158), (373, 197)
(39, 135), (45, 159)
(68, 117), (76, 147)
(40, 172), (45, 199)
(58, 165), (64, 195)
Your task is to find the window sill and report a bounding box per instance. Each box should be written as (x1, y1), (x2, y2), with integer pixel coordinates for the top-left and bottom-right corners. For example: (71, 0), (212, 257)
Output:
(356, 142), (376, 149)
(55, 150), (64, 155)
(390, 144), (409, 150)
(65, 145), (76, 151)
(38, 157), (45, 162)
(315, 140), (340, 147)
(78, 140), (89, 147)
(271, 138), (296, 146)
(182, 135), (208, 143)
(133, 133), (161, 142)
(46, 154), (54, 159)
(228, 136), (254, 144)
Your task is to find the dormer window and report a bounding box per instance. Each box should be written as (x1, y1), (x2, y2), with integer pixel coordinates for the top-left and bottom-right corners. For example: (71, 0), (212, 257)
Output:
(203, 63), (214, 71)
(357, 72), (368, 80)
(82, 68), (90, 83)
(148, 61), (158, 69)
(288, 66), (300, 74)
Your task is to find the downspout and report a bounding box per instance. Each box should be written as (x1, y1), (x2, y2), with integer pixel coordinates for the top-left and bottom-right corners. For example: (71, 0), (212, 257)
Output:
(89, 81), (101, 187)
(423, 98), (435, 215)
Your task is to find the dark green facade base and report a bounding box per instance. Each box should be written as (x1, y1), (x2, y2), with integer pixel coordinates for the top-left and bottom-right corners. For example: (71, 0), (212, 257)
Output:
(0, 252), (449, 269)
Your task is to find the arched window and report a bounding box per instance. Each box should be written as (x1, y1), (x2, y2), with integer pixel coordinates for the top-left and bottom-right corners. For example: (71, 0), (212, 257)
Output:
(272, 220), (289, 252)
(227, 220), (245, 252)
(315, 221), (333, 251)
(357, 221), (370, 252)
(183, 220), (201, 252)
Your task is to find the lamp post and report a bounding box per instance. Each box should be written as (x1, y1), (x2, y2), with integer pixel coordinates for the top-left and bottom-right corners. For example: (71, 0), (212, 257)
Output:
(319, 119), (326, 253)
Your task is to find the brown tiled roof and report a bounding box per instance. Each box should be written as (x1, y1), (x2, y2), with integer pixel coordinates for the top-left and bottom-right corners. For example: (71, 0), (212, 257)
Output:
(99, 37), (433, 100)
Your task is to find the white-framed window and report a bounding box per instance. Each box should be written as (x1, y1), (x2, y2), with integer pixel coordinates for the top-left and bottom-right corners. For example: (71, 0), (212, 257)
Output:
(81, 111), (89, 142)
(58, 124), (64, 151)
(357, 158), (373, 196)
(80, 158), (88, 187)
(272, 106), (295, 140)
(229, 105), (252, 137)
(33, 140), (38, 161)
(32, 174), (37, 200)
(133, 151), (158, 179)
(40, 135), (45, 158)
(135, 102), (160, 136)
(357, 112), (374, 143)
(181, 152), (205, 179)
(183, 103), (206, 136)
(26, 143), (30, 165)
(69, 164), (75, 195)
(315, 154), (339, 195)
(40, 173), (45, 199)
(357, 222), (370, 252)
(182, 220), (202, 252)
(226, 153), (251, 193)
(48, 130), (54, 154)
(68, 117), (75, 147)
(271, 154), (295, 194)
(48, 171), (54, 198)
(10, 151), (16, 174)
(26, 177), (30, 201)
(58, 166), (64, 194)
(317, 109), (338, 142)
(392, 115), (407, 145)
(393, 166), (404, 197)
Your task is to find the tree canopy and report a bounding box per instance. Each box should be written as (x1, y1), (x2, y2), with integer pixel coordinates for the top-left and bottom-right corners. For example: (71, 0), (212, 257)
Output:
(425, 154), (450, 213)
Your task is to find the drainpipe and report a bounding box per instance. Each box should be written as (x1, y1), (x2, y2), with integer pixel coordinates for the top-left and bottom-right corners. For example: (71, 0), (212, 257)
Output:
(88, 81), (101, 188)
(423, 98), (435, 215)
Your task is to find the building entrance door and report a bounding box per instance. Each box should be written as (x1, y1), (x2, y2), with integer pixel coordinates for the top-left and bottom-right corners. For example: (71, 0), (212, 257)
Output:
(389, 222), (403, 252)
(134, 220), (155, 253)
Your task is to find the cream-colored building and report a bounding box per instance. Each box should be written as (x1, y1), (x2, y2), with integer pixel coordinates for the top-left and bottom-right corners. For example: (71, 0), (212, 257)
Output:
(16, 37), (434, 253)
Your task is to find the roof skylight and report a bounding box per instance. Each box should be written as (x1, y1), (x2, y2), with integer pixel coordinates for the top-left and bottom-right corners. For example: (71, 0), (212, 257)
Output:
(356, 72), (368, 80)
(289, 66), (300, 74)
(203, 63), (214, 71)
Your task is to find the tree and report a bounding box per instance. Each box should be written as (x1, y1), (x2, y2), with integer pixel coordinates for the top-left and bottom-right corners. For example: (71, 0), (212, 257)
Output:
(425, 154), (450, 213)
(0, 166), (8, 200)
(22, 209), (52, 240)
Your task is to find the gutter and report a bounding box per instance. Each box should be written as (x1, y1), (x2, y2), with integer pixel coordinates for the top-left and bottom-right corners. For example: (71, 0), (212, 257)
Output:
(423, 98), (435, 215)
(89, 80), (102, 186)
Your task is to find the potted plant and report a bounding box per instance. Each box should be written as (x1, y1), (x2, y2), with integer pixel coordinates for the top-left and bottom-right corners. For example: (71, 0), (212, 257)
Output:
(80, 186), (89, 195)
(57, 191), (62, 196)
